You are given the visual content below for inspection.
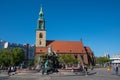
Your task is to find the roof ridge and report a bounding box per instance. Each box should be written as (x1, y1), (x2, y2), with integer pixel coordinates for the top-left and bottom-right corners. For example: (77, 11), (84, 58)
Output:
(47, 40), (81, 42)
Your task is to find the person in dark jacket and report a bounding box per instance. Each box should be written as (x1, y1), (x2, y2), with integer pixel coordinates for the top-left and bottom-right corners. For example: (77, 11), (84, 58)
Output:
(115, 64), (119, 75)
(8, 66), (11, 76)
(41, 63), (45, 75)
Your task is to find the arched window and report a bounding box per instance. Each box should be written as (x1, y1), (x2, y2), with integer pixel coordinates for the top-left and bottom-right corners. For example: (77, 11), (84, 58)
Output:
(80, 55), (84, 61)
(74, 54), (78, 59)
(39, 33), (43, 38)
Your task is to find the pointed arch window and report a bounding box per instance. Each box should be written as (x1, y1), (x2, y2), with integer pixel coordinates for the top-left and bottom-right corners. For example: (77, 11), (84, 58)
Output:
(74, 54), (78, 59)
(39, 33), (43, 38)
(80, 55), (84, 61)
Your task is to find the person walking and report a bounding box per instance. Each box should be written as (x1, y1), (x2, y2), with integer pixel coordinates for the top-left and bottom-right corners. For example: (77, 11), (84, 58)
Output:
(84, 65), (88, 76)
(115, 64), (119, 75)
(8, 66), (11, 76)
(106, 64), (111, 73)
(41, 63), (45, 75)
(79, 64), (83, 72)
(71, 65), (74, 73)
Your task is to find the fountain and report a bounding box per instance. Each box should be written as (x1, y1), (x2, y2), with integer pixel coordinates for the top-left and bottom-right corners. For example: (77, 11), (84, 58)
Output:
(37, 45), (60, 74)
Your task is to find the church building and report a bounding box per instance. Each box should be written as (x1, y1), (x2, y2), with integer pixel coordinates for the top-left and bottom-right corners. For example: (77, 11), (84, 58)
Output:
(35, 6), (95, 66)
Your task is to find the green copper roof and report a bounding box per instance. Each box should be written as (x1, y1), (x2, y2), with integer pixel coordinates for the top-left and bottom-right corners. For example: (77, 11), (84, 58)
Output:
(37, 5), (45, 30)
(39, 5), (44, 17)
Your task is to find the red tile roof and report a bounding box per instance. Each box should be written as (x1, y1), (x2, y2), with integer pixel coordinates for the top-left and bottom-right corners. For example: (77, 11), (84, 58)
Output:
(36, 40), (86, 54)
(84, 46), (93, 54)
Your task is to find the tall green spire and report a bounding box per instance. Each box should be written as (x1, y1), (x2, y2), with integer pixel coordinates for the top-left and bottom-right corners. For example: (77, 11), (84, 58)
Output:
(39, 4), (44, 17)
(37, 4), (45, 30)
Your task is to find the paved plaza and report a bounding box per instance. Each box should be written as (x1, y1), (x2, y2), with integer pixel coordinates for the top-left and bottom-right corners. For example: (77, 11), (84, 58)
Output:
(0, 68), (119, 80)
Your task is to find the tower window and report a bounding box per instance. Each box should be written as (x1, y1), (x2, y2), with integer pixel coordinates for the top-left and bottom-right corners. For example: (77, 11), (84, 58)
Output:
(39, 33), (43, 38)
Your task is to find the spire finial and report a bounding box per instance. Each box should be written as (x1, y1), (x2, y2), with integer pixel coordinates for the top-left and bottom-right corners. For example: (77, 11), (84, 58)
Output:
(39, 4), (44, 17)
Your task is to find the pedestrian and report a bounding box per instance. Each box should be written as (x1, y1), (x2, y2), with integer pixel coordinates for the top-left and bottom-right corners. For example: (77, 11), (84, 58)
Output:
(41, 63), (45, 75)
(115, 64), (119, 75)
(71, 65), (74, 73)
(106, 64), (111, 73)
(8, 66), (11, 76)
(63, 64), (65, 69)
(11, 66), (14, 72)
(84, 65), (88, 76)
(14, 66), (17, 72)
(79, 64), (83, 72)
(90, 64), (94, 70)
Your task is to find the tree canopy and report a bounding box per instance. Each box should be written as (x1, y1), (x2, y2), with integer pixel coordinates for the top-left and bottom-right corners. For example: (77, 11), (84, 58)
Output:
(0, 48), (25, 67)
(95, 56), (111, 64)
(58, 54), (78, 64)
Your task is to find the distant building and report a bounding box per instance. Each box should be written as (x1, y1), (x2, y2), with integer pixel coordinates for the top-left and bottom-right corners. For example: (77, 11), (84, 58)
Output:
(0, 39), (35, 61)
(104, 52), (110, 58)
(35, 6), (95, 66)
(0, 39), (6, 50)
(110, 54), (120, 64)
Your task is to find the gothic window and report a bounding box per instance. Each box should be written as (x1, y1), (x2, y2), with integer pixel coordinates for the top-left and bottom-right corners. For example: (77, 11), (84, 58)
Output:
(39, 33), (43, 38)
(74, 54), (78, 59)
(80, 55), (84, 61)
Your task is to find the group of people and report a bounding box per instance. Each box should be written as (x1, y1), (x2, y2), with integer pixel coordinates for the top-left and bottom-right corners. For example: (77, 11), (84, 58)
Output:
(8, 66), (16, 75)
(106, 63), (119, 75)
(113, 64), (119, 75)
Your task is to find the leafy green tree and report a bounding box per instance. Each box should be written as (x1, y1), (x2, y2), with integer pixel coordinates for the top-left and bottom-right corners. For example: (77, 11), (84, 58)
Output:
(11, 48), (25, 66)
(28, 60), (34, 66)
(59, 54), (78, 64)
(0, 48), (25, 67)
(95, 56), (111, 64)
(0, 49), (12, 67)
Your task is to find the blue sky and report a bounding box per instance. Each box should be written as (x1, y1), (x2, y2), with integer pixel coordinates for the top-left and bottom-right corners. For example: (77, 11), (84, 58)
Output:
(0, 0), (120, 57)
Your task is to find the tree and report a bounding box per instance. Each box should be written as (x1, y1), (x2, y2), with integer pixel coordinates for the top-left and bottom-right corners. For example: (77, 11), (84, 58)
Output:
(11, 48), (25, 66)
(95, 56), (111, 65)
(0, 49), (12, 67)
(59, 54), (78, 64)
(28, 60), (34, 66)
(0, 48), (25, 67)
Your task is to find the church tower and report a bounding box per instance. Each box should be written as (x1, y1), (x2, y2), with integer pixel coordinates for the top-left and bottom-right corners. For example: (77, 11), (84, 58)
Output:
(36, 5), (46, 47)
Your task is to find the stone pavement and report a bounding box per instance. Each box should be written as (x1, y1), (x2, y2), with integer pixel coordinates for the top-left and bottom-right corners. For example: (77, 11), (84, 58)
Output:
(0, 68), (120, 80)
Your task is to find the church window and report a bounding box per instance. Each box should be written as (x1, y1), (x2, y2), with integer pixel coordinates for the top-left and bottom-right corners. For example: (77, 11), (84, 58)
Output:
(80, 55), (84, 61)
(39, 33), (43, 38)
(74, 54), (78, 59)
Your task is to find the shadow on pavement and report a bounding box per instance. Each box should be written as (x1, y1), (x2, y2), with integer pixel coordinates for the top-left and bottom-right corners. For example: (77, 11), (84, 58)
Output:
(88, 72), (97, 75)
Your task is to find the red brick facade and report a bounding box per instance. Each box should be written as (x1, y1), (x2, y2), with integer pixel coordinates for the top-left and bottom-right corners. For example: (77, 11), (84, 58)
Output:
(35, 40), (95, 66)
